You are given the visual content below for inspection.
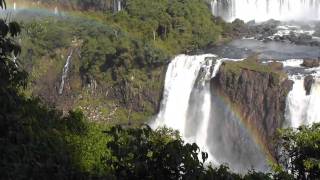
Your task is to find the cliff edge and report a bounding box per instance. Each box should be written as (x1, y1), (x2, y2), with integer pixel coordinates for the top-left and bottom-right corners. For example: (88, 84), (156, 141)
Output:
(211, 57), (293, 158)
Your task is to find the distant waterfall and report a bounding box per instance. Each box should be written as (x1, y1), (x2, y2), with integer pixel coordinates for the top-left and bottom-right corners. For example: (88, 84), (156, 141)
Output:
(152, 55), (269, 172)
(59, 49), (73, 95)
(211, 0), (320, 22)
(113, 0), (122, 12)
(54, 6), (59, 15)
(285, 75), (320, 128)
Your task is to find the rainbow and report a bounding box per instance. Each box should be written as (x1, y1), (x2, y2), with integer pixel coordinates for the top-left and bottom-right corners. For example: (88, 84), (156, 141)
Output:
(4, 0), (107, 19)
(7, 0), (58, 13)
(4, 0), (278, 168)
(214, 90), (277, 166)
(1, 0), (115, 31)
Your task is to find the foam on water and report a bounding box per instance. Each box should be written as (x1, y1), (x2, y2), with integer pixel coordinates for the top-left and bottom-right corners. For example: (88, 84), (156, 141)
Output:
(211, 0), (320, 22)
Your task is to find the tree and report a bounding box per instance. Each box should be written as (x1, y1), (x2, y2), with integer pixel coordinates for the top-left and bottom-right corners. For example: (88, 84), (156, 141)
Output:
(276, 123), (320, 180)
(104, 125), (214, 179)
(0, 1), (25, 91)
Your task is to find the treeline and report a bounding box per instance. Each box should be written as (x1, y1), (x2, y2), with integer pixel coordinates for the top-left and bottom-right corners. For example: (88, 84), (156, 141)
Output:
(21, 0), (223, 82)
(18, 0), (224, 124)
(1, 17), (320, 178)
(3, 16), (320, 179)
(19, 0), (214, 12)
(16, 0), (116, 11)
(2, 0), (320, 179)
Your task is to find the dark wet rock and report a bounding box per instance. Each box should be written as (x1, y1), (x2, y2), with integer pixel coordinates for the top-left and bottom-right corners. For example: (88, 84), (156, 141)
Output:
(301, 59), (320, 68)
(273, 32), (320, 47)
(247, 20), (256, 26)
(304, 75), (315, 95)
(211, 58), (293, 158)
(229, 20), (320, 47)
(224, 19), (280, 39)
(314, 24), (320, 37)
(262, 37), (272, 43)
(268, 61), (283, 71)
(249, 19), (280, 37)
(314, 30), (320, 37)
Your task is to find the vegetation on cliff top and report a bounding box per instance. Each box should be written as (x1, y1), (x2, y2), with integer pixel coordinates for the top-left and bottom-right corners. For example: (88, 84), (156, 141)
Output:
(221, 55), (288, 85)
(1, 4), (320, 179)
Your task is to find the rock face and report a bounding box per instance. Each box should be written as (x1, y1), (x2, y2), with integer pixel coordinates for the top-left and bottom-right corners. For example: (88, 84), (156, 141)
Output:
(304, 75), (315, 95)
(211, 59), (293, 158)
(30, 47), (167, 124)
(301, 59), (320, 68)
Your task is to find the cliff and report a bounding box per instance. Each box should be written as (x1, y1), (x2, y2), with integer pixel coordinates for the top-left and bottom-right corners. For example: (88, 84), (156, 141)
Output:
(211, 57), (293, 158)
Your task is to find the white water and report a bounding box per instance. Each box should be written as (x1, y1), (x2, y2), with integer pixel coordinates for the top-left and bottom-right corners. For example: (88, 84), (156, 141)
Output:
(152, 54), (215, 134)
(54, 6), (58, 15)
(118, 0), (122, 12)
(152, 55), (270, 172)
(113, 0), (122, 12)
(285, 76), (320, 128)
(152, 54), (320, 172)
(211, 0), (320, 22)
(59, 50), (73, 95)
(152, 54), (218, 163)
(283, 61), (320, 128)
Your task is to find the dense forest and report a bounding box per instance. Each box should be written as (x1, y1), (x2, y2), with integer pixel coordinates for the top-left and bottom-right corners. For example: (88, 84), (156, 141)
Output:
(16, 0), (233, 125)
(1, 0), (320, 179)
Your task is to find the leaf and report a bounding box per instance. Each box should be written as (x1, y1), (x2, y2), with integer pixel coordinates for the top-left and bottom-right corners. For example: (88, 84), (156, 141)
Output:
(13, 44), (21, 56)
(0, 0), (6, 9)
(9, 22), (21, 37)
(0, 19), (8, 37)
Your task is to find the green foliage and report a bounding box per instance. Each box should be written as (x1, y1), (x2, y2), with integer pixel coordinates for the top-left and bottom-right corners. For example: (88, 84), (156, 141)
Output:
(0, 17), (26, 90)
(277, 123), (320, 179)
(4, 1), (319, 179)
(0, 91), (109, 178)
(18, 0), (222, 124)
(104, 125), (237, 179)
(221, 55), (287, 86)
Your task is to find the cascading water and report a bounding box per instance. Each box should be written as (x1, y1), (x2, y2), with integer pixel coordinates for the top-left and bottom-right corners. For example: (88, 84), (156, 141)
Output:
(152, 54), (218, 164)
(284, 61), (320, 128)
(152, 55), (269, 172)
(113, 0), (122, 12)
(54, 6), (59, 15)
(59, 49), (73, 95)
(211, 0), (320, 22)
(152, 54), (215, 136)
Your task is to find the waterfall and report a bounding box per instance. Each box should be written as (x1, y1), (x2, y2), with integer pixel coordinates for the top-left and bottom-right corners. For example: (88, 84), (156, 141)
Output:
(152, 54), (215, 134)
(285, 75), (320, 128)
(113, 0), (122, 12)
(152, 54), (320, 172)
(13, 2), (16, 10)
(59, 49), (73, 95)
(152, 54), (219, 164)
(118, 0), (122, 12)
(152, 55), (269, 172)
(54, 6), (58, 15)
(211, 0), (320, 22)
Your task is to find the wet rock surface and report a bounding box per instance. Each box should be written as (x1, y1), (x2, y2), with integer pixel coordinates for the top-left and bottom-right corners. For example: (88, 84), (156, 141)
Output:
(211, 59), (293, 158)
(226, 19), (320, 47)
(301, 59), (320, 68)
(304, 75), (315, 95)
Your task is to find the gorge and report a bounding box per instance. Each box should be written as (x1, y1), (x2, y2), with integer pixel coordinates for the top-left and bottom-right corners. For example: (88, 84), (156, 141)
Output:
(152, 0), (320, 173)
(4, 0), (320, 175)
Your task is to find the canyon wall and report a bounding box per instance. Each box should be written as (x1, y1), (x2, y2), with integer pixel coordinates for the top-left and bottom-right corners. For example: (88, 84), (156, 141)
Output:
(211, 59), (293, 157)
